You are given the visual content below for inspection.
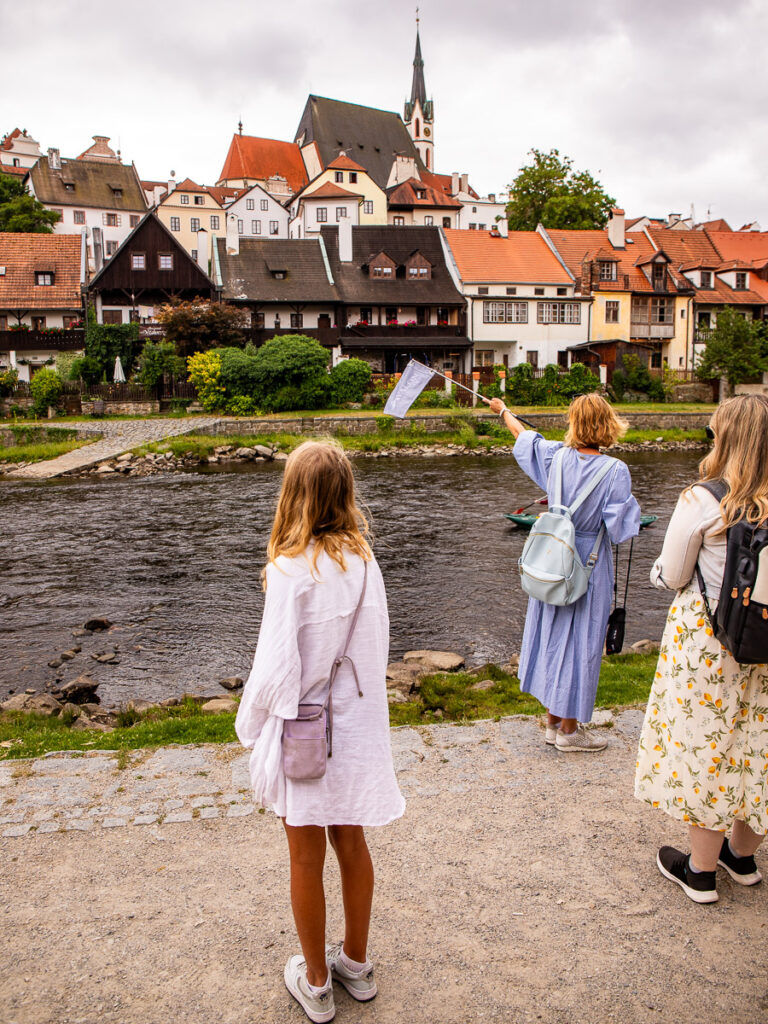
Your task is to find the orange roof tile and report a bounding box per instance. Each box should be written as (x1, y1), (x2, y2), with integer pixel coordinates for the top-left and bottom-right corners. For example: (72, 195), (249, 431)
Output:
(421, 170), (480, 200)
(387, 177), (462, 210)
(301, 181), (362, 201)
(445, 228), (571, 284)
(0, 163), (28, 178)
(327, 153), (367, 172)
(1, 128), (22, 151)
(546, 228), (692, 294)
(172, 177), (203, 192)
(218, 134), (308, 194)
(0, 233), (82, 310)
(706, 229), (768, 265)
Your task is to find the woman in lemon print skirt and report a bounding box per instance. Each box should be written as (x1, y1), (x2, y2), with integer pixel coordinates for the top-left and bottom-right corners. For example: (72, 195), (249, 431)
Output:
(635, 395), (768, 904)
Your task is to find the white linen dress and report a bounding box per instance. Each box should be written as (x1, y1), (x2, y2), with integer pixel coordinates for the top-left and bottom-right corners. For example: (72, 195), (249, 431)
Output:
(235, 547), (405, 828)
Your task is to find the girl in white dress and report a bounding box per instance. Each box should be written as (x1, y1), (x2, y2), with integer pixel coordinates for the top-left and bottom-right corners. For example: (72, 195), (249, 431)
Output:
(236, 441), (405, 1023)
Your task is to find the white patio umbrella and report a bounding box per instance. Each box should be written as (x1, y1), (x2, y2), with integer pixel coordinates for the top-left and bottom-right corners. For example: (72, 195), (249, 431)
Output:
(113, 356), (126, 383)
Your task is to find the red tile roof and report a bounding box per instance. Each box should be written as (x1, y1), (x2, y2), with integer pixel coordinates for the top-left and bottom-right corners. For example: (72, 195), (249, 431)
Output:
(421, 169), (479, 200)
(0, 234), (82, 310)
(706, 229), (768, 265)
(300, 181), (362, 200)
(172, 177), (203, 192)
(0, 128), (22, 151)
(646, 226), (768, 303)
(387, 177), (461, 209)
(445, 228), (572, 284)
(218, 134), (308, 194)
(546, 228), (691, 294)
(697, 218), (731, 232)
(0, 163), (28, 178)
(326, 153), (366, 172)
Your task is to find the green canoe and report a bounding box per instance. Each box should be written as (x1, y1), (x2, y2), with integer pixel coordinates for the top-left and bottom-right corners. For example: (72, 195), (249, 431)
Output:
(505, 512), (658, 530)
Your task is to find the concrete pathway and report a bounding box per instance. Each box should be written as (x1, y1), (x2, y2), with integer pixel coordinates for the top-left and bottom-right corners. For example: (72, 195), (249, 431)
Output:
(1, 713), (766, 1024)
(6, 417), (221, 480)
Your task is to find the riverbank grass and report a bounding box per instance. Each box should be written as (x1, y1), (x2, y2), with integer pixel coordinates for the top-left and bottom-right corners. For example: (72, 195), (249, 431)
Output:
(0, 438), (95, 463)
(0, 652), (657, 760)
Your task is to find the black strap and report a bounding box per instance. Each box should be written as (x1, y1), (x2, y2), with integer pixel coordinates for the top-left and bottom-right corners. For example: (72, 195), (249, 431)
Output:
(612, 537), (634, 611)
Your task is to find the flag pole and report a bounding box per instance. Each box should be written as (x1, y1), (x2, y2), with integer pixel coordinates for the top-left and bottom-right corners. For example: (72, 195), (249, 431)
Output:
(412, 361), (539, 430)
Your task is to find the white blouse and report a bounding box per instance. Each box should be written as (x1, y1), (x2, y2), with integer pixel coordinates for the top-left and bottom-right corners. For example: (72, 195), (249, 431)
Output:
(235, 547), (405, 828)
(651, 485), (726, 598)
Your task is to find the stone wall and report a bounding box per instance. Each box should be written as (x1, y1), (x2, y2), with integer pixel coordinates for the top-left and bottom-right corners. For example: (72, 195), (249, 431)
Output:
(80, 400), (160, 415)
(0, 425), (81, 447)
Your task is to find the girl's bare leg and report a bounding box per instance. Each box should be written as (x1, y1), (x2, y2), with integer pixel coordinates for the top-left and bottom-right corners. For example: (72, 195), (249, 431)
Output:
(730, 819), (765, 858)
(283, 822), (329, 987)
(689, 824), (727, 872)
(328, 824), (374, 963)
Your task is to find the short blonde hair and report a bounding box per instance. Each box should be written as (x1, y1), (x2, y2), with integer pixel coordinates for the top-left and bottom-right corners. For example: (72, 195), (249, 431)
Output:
(266, 440), (371, 584)
(564, 393), (628, 450)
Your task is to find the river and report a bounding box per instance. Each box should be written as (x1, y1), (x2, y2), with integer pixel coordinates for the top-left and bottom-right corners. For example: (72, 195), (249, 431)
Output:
(0, 451), (702, 705)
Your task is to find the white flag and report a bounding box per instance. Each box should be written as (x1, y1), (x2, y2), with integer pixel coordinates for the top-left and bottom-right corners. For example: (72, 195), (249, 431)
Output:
(383, 360), (436, 418)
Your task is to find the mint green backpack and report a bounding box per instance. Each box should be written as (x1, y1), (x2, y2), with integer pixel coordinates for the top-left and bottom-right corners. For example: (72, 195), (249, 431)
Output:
(518, 448), (616, 606)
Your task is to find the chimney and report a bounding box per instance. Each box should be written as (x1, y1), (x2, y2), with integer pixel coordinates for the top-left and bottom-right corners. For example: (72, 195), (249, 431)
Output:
(226, 213), (239, 255)
(167, 176), (176, 194)
(47, 147), (61, 171)
(459, 173), (469, 194)
(487, 193), (496, 203)
(196, 228), (209, 271)
(92, 226), (104, 272)
(607, 207), (625, 249)
(338, 217), (353, 263)
(451, 172), (459, 195)
(668, 212), (681, 226)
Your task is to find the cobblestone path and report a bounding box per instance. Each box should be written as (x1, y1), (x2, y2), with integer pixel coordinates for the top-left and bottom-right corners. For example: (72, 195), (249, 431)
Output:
(6, 417), (221, 480)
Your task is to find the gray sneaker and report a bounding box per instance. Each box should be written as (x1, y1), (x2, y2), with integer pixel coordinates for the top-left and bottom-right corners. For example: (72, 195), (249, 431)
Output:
(326, 942), (377, 1001)
(284, 955), (335, 1023)
(555, 725), (607, 752)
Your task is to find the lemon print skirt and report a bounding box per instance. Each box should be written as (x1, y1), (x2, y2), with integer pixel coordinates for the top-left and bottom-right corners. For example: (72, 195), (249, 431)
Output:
(635, 584), (768, 835)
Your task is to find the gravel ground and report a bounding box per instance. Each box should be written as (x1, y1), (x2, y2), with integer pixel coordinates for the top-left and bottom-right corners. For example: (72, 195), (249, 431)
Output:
(1, 712), (766, 1024)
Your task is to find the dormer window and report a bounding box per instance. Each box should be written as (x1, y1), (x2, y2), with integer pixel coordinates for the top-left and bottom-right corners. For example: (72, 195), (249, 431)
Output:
(180, 194), (189, 205)
(349, 172), (357, 184)
(652, 263), (666, 290)
(334, 171), (344, 183)
(416, 190), (426, 200)
(372, 265), (393, 278)
(735, 271), (747, 290)
(194, 195), (204, 205)
(273, 271), (286, 280)
(406, 251), (432, 280)
(599, 261), (617, 281)
(370, 251), (396, 278)
(63, 181), (75, 192)
(35, 271), (54, 286)
(700, 271), (712, 288)
(112, 187), (123, 199)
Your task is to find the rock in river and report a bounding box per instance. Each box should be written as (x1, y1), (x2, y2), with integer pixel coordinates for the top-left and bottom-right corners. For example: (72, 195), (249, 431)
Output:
(84, 617), (112, 632)
(60, 675), (100, 704)
(402, 650), (465, 672)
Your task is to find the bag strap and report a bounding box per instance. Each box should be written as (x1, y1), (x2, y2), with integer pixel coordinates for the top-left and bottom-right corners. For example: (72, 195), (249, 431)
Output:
(568, 457), (616, 515)
(323, 559), (369, 711)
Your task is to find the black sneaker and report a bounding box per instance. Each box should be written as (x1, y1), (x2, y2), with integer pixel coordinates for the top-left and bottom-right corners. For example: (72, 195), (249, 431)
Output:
(656, 846), (719, 904)
(718, 838), (763, 886)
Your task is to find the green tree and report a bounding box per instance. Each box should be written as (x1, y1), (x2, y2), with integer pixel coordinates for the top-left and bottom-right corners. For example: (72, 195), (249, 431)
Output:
(695, 306), (768, 394)
(0, 173), (60, 233)
(329, 358), (372, 404)
(135, 340), (185, 390)
(156, 298), (248, 357)
(29, 367), (63, 415)
(505, 149), (616, 231)
(252, 334), (331, 412)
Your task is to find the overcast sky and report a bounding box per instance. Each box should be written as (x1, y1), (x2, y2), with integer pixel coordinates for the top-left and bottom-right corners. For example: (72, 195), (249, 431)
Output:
(4, 0), (766, 228)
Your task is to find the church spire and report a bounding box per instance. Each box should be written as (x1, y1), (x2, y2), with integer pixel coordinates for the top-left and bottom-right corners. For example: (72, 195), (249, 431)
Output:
(404, 11), (434, 170)
(410, 17), (427, 109)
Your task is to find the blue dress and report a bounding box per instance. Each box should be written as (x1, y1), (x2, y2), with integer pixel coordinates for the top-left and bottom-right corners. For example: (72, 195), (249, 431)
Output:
(513, 431), (641, 721)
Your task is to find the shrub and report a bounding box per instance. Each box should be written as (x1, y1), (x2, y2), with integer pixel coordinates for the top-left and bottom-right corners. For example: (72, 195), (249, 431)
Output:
(29, 368), (63, 416)
(0, 368), (18, 396)
(156, 299), (248, 357)
(53, 351), (79, 381)
(329, 358), (372, 404)
(217, 345), (261, 399)
(252, 334), (331, 412)
(225, 395), (259, 416)
(69, 354), (103, 385)
(135, 340), (185, 390)
(612, 354), (664, 402)
(84, 305), (141, 380)
(187, 350), (226, 412)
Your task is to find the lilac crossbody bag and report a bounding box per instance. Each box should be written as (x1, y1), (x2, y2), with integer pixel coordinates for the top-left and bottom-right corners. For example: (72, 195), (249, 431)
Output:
(282, 561), (368, 781)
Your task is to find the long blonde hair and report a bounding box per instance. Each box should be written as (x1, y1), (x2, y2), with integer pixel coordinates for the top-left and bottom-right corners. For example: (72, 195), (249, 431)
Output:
(698, 394), (768, 530)
(564, 393), (628, 449)
(265, 440), (371, 583)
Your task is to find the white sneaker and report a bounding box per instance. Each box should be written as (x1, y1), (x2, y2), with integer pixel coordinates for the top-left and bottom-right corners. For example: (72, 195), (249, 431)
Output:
(284, 955), (335, 1023)
(545, 725), (558, 745)
(326, 942), (377, 1001)
(555, 725), (607, 752)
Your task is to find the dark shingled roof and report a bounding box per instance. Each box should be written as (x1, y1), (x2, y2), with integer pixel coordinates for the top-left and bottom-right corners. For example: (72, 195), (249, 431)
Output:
(294, 96), (424, 190)
(29, 156), (147, 211)
(321, 225), (464, 305)
(215, 237), (339, 303)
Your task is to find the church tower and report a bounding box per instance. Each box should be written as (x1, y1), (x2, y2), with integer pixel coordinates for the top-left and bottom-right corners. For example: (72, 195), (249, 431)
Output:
(403, 17), (434, 171)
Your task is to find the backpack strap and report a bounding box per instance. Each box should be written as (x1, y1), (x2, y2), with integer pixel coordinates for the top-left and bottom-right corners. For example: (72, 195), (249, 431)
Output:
(549, 446), (567, 514)
(693, 480), (728, 630)
(568, 457), (616, 515)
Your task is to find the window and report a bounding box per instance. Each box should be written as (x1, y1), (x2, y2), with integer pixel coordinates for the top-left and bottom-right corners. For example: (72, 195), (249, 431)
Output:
(63, 316), (79, 329)
(534, 287), (544, 296)
(478, 287), (489, 295)
(190, 217), (200, 232)
(599, 261), (617, 281)
(210, 215), (220, 230)
(363, 201), (373, 215)
(334, 171), (344, 183)
(469, 224), (477, 230)
(0, 315), (6, 330)
(478, 224), (486, 231)
(249, 219), (258, 234)
(652, 262), (666, 290)
(557, 350), (569, 368)
(194, 195), (204, 206)
(32, 315), (47, 330)
(260, 199), (268, 211)
(526, 350), (539, 368)
(556, 287), (567, 296)
(252, 312), (265, 328)
(417, 307), (428, 325)
(35, 271), (54, 286)
(102, 310), (122, 325)
(681, 308), (686, 319)
(442, 217), (451, 228)
(191, 249), (198, 261)
(506, 287), (517, 296)
(129, 215), (140, 228)
(64, 182), (75, 192)
(349, 172), (357, 184)
(651, 298), (672, 323)
(393, 216), (405, 226)
(180, 194), (189, 205)
(73, 210), (85, 225)
(237, 219), (244, 234)
(112, 188), (123, 199)
(246, 199), (254, 210)
(131, 253), (146, 270)
(372, 265), (393, 278)
(537, 302), (581, 324)
(359, 307), (372, 324)
(336, 207), (347, 220)
(105, 241), (118, 257)
(170, 216), (181, 232)
(650, 351), (663, 369)
(483, 301), (528, 324)
(736, 271), (747, 289)
(316, 207), (327, 222)
(290, 313), (303, 328)
(103, 213), (119, 227)
(269, 220), (279, 235)
(385, 307), (397, 323)
(158, 254), (174, 270)
(253, 220), (262, 234)
(475, 350), (495, 367)
(700, 270), (712, 288)
(424, 215), (433, 226)
(605, 300), (619, 323)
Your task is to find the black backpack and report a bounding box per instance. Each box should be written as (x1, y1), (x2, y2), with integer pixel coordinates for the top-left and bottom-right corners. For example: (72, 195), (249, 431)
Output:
(695, 480), (768, 664)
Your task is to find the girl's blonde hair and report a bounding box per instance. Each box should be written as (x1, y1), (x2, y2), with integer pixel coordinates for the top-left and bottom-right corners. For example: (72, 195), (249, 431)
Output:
(697, 394), (768, 530)
(266, 440), (371, 582)
(564, 393), (628, 450)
